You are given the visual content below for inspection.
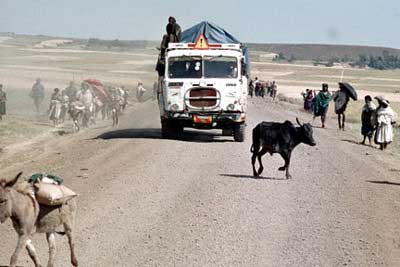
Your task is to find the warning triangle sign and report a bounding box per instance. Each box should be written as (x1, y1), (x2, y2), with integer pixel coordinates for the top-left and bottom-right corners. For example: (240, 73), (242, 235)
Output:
(194, 33), (209, 49)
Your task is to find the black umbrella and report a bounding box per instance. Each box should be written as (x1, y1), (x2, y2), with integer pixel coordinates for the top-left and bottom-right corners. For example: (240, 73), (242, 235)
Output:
(339, 82), (357, 100)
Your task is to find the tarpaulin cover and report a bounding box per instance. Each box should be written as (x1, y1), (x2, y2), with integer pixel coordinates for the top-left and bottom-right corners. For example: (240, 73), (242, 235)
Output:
(181, 21), (250, 76)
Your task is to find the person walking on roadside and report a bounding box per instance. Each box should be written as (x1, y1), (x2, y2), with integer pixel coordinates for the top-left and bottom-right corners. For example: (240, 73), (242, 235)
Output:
(374, 96), (397, 150)
(152, 82), (158, 100)
(360, 95), (376, 145)
(314, 83), (332, 128)
(63, 81), (77, 102)
(333, 84), (350, 130)
(302, 89), (314, 113)
(254, 77), (260, 97)
(0, 84), (6, 120)
(48, 88), (62, 126)
(271, 81), (278, 101)
(248, 80), (254, 98)
(30, 78), (45, 112)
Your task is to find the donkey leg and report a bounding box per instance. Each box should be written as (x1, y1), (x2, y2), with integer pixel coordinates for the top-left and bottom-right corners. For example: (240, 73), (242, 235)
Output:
(26, 239), (42, 267)
(64, 223), (78, 266)
(10, 234), (29, 267)
(46, 233), (56, 267)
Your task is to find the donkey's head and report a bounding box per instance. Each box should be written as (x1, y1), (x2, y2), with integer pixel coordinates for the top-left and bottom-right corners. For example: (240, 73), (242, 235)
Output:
(0, 172), (22, 223)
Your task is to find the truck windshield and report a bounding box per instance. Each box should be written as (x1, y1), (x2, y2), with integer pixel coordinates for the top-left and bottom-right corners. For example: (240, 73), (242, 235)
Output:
(168, 56), (202, 79)
(204, 56), (238, 78)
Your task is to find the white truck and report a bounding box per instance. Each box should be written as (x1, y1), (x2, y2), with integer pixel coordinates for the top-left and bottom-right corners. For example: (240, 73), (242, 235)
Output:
(157, 34), (248, 142)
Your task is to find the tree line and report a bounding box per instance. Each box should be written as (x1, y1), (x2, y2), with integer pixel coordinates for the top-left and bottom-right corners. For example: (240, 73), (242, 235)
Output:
(350, 51), (400, 70)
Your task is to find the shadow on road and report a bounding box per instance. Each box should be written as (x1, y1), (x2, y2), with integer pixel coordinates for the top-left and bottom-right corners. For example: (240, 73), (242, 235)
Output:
(96, 128), (233, 143)
(341, 139), (378, 149)
(366, 180), (400, 186)
(220, 174), (286, 180)
(97, 128), (161, 139)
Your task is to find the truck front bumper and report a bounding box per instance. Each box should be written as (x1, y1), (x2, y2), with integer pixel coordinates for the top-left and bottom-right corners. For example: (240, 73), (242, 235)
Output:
(163, 112), (245, 129)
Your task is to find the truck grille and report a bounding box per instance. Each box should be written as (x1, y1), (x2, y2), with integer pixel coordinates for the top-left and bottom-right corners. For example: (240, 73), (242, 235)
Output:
(187, 88), (219, 108)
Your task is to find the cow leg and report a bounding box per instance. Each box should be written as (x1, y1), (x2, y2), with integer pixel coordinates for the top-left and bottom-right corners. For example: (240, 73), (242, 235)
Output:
(251, 145), (260, 176)
(257, 147), (269, 175)
(279, 151), (292, 179)
(26, 239), (42, 267)
(278, 151), (287, 171)
(46, 233), (56, 267)
(251, 153), (258, 177)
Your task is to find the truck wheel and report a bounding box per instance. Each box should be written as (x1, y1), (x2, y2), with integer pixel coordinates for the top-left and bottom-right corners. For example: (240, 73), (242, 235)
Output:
(233, 123), (245, 142)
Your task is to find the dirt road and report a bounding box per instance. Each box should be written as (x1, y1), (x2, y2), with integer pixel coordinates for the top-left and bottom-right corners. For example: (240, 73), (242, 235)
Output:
(0, 99), (399, 267)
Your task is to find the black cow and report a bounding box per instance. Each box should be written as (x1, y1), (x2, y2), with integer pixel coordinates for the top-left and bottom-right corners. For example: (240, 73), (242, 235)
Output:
(251, 118), (316, 179)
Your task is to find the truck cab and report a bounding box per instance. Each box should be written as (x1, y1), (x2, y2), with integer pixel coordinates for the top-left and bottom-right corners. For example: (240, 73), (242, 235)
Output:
(157, 30), (248, 142)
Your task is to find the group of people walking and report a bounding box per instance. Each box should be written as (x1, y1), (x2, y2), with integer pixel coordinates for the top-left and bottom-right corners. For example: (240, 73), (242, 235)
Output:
(309, 83), (397, 150)
(45, 80), (129, 127)
(249, 77), (277, 100)
(0, 78), (129, 129)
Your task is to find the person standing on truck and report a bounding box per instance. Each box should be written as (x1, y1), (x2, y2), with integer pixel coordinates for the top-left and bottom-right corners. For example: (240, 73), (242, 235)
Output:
(168, 16), (181, 42)
(156, 16), (181, 78)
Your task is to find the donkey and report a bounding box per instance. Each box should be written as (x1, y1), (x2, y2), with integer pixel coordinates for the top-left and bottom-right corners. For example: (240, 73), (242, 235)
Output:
(0, 172), (78, 267)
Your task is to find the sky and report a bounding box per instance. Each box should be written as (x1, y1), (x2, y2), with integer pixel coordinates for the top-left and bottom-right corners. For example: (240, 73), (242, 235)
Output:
(1, 0), (400, 48)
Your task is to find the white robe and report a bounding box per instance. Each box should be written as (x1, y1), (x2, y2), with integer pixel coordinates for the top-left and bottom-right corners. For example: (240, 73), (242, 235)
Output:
(375, 106), (397, 143)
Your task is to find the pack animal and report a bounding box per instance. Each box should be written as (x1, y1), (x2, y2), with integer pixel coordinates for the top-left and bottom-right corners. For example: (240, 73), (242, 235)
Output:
(68, 102), (85, 131)
(251, 118), (316, 179)
(0, 172), (78, 267)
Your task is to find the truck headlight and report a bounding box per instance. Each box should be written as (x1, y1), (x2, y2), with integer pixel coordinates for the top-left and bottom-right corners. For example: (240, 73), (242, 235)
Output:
(227, 104), (235, 111)
(170, 104), (179, 111)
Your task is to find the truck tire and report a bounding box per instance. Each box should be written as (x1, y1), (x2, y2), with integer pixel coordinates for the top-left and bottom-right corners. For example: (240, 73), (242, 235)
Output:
(233, 123), (245, 142)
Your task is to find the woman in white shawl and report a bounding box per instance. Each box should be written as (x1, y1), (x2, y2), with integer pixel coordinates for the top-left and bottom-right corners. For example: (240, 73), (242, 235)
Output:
(374, 96), (397, 150)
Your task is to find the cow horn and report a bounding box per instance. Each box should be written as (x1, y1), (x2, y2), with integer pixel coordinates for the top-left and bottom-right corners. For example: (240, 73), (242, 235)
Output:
(296, 117), (303, 126)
